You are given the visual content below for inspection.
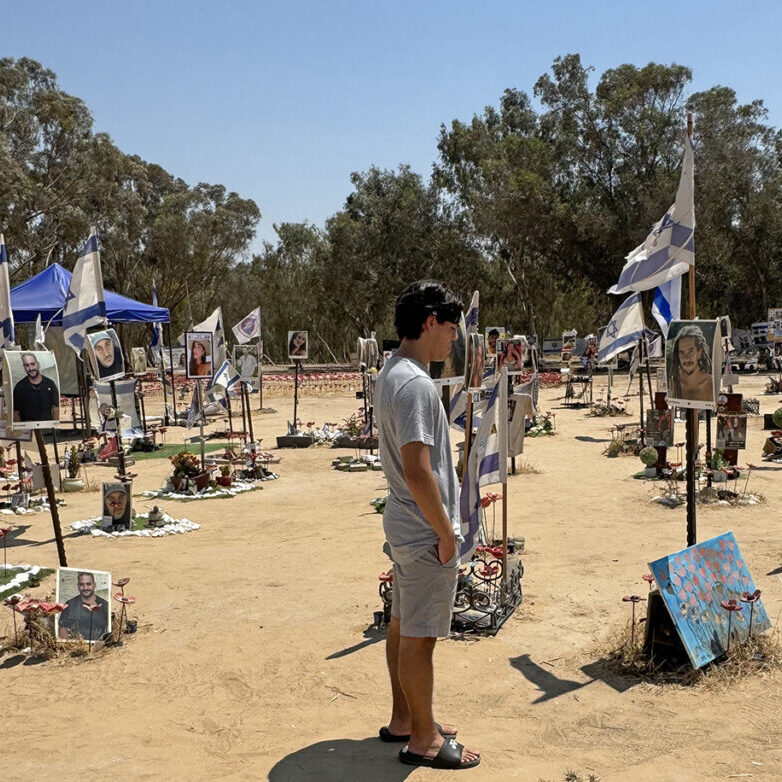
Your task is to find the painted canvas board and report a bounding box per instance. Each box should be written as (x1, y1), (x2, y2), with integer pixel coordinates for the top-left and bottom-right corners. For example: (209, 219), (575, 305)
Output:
(665, 320), (721, 411)
(649, 532), (770, 668)
(716, 414), (747, 449)
(55, 567), (112, 642)
(646, 409), (674, 447)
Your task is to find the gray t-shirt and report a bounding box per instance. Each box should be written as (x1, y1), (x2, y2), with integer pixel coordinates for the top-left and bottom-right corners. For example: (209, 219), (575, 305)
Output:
(375, 355), (461, 564)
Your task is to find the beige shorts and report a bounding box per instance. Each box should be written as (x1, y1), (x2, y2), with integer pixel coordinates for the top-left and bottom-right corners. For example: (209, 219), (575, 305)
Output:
(391, 544), (460, 638)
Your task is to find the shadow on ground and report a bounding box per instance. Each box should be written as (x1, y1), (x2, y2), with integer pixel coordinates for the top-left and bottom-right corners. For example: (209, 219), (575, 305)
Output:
(268, 737), (413, 782)
(326, 625), (385, 660)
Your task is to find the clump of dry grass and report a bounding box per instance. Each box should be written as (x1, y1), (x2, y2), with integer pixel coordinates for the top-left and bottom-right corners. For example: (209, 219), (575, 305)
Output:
(595, 621), (782, 689)
(538, 771), (601, 782)
(515, 459), (540, 474)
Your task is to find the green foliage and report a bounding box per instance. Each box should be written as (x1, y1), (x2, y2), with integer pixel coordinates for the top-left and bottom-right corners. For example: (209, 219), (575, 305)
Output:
(639, 446), (659, 466)
(773, 407), (782, 427)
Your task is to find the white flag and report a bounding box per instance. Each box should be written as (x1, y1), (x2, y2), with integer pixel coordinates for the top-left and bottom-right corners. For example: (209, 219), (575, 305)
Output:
(182, 307), (226, 367)
(464, 291), (479, 333)
(459, 365), (508, 558)
(62, 230), (107, 353)
(597, 294), (645, 364)
(33, 314), (46, 349)
(609, 136), (694, 295)
(232, 307), (261, 344)
(0, 234), (14, 348)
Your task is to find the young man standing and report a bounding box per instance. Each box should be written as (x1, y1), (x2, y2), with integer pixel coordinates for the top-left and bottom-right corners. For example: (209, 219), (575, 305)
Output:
(374, 280), (480, 770)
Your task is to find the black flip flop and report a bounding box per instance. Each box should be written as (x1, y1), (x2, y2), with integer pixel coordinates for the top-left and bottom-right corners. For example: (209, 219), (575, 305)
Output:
(399, 738), (480, 769)
(379, 722), (454, 743)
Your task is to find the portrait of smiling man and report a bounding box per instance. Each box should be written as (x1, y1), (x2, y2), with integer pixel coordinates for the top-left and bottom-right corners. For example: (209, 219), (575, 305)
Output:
(11, 351), (60, 424)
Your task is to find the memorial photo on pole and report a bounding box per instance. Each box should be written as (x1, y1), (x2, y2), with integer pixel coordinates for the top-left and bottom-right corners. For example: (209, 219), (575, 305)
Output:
(485, 326), (504, 356)
(496, 337), (526, 374)
(465, 332), (485, 389)
(287, 330), (308, 360)
(646, 408), (674, 447)
(55, 567), (112, 642)
(2, 349), (60, 428)
(665, 320), (720, 410)
(234, 344), (260, 380)
(716, 414), (747, 450)
(101, 481), (132, 529)
(131, 347), (147, 375)
(87, 328), (125, 381)
(186, 331), (214, 379)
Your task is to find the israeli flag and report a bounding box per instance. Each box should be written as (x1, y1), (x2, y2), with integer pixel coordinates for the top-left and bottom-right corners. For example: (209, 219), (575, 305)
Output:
(210, 359), (240, 392)
(651, 275), (682, 338)
(63, 230), (107, 354)
(449, 366), (495, 433)
(0, 234), (14, 348)
(459, 366), (508, 558)
(232, 307), (261, 344)
(150, 280), (161, 348)
(464, 291), (479, 332)
(597, 294), (645, 364)
(609, 136), (694, 295)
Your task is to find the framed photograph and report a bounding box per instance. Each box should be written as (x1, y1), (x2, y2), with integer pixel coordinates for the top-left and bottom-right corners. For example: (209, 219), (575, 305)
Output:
(86, 329), (125, 381)
(665, 320), (721, 411)
(716, 414), (747, 450)
(157, 346), (186, 374)
(646, 409), (674, 447)
(430, 313), (466, 386)
(465, 333), (485, 389)
(288, 330), (309, 360)
(2, 350), (60, 429)
(185, 331), (214, 379)
(130, 347), (147, 375)
(561, 329), (577, 362)
(55, 567), (112, 642)
(484, 327), (504, 356)
(0, 396), (33, 441)
(102, 481), (132, 529)
(233, 344), (260, 380)
(496, 337), (526, 374)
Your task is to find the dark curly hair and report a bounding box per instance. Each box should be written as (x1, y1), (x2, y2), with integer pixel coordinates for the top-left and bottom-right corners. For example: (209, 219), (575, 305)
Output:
(670, 324), (712, 397)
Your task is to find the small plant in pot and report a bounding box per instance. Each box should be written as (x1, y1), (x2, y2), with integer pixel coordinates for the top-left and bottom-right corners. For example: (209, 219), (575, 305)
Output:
(216, 465), (233, 487)
(708, 449), (728, 482)
(639, 446), (659, 478)
(62, 447), (84, 492)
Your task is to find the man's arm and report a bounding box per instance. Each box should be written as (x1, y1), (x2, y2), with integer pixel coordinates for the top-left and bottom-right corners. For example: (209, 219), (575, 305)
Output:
(401, 441), (456, 564)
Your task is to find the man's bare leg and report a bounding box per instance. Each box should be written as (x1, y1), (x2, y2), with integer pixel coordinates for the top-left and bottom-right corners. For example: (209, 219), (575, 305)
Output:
(386, 617), (457, 736)
(398, 634), (478, 763)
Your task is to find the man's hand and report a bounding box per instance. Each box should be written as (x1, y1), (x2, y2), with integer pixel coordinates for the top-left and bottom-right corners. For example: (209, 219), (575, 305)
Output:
(438, 533), (456, 565)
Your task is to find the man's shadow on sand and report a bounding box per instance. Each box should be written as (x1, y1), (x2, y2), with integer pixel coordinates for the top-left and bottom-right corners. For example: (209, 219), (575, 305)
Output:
(268, 737), (414, 782)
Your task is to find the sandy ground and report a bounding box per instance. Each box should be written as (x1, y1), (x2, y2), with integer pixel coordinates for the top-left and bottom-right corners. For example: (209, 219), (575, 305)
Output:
(1, 373), (782, 781)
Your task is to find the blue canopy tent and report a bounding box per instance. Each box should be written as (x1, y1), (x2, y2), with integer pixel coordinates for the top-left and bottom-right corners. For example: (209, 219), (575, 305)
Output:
(9, 263), (177, 426)
(10, 263), (169, 323)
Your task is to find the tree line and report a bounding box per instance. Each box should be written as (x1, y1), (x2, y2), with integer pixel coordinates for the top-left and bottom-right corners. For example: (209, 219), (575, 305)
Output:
(2, 55), (780, 363)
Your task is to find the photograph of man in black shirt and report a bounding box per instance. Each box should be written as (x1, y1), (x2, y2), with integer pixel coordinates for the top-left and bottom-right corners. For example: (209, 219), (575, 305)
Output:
(12, 352), (60, 424)
(57, 570), (110, 641)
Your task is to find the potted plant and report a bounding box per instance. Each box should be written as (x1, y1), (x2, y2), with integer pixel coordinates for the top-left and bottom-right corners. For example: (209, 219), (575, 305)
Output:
(216, 465), (233, 487)
(639, 446), (659, 478)
(709, 449), (728, 482)
(62, 447), (84, 492)
(169, 451), (203, 492)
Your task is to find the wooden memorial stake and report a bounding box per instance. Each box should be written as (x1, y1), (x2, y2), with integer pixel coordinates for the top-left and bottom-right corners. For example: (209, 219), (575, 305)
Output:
(258, 331), (264, 411)
(239, 377), (248, 440)
(292, 360), (300, 433)
(685, 112), (698, 547)
(197, 380), (206, 469)
(137, 381), (147, 435)
(502, 470), (508, 586)
(160, 354), (170, 426)
(462, 390), (474, 480)
(34, 429), (67, 567)
(226, 386), (234, 435)
(638, 338), (646, 446)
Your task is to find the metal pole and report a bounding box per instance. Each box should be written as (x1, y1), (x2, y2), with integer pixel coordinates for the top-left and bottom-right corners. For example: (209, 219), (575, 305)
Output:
(34, 429), (67, 567)
(462, 390), (473, 480)
(501, 483), (508, 586)
(239, 380), (248, 439)
(226, 388), (234, 434)
(293, 360), (300, 433)
(258, 332), (263, 411)
(165, 322), (177, 424)
(197, 380), (205, 469)
(685, 111), (697, 548)
(159, 352), (169, 426)
(244, 382), (255, 443)
(109, 380), (127, 477)
(138, 381), (147, 434)
(638, 339), (645, 446)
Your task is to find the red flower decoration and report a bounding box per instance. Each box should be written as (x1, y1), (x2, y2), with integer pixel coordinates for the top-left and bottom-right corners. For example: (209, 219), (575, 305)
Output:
(16, 599), (66, 614)
(741, 590), (761, 603)
(720, 599), (742, 612)
(114, 577), (130, 587)
(3, 595), (21, 607)
(622, 595), (646, 603)
(0, 527), (12, 538)
(113, 594), (136, 605)
(84, 603), (103, 613)
(642, 574), (654, 584)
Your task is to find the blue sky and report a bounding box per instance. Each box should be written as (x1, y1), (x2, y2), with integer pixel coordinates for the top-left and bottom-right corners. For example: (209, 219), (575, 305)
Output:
(5, 1), (781, 254)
